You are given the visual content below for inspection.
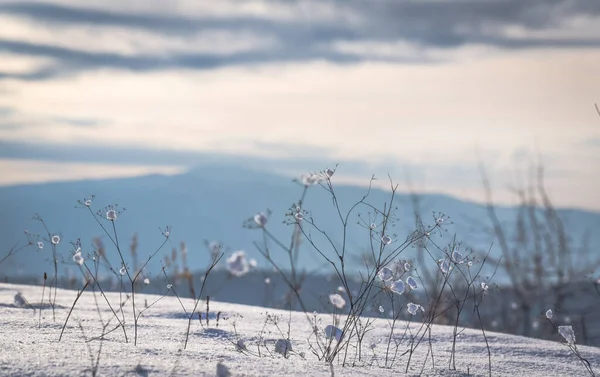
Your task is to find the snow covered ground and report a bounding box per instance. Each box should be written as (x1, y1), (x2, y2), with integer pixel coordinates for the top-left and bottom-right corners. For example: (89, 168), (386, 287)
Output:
(1, 283), (598, 377)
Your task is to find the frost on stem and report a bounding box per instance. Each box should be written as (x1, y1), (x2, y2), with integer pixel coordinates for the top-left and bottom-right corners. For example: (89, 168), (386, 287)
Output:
(481, 282), (489, 291)
(143, 278), (150, 285)
(51, 235), (60, 245)
(226, 250), (250, 277)
(545, 309), (553, 320)
(119, 265), (127, 276)
(329, 293), (346, 309)
(558, 325), (576, 345)
(37, 242), (44, 250)
(381, 235), (392, 245)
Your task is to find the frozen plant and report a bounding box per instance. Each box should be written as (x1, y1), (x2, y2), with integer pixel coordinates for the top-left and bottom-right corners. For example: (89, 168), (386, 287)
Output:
(406, 276), (418, 290)
(407, 302), (422, 315)
(451, 250), (464, 264)
(324, 325), (343, 341)
(274, 339), (293, 356)
(390, 279), (405, 295)
(558, 325), (576, 345)
(381, 235), (392, 245)
(106, 209), (117, 221)
(438, 259), (452, 275)
(14, 292), (27, 307)
(37, 242), (43, 249)
(378, 266), (393, 281)
(72, 249), (84, 266)
(253, 212), (268, 227)
(329, 293), (346, 309)
(545, 309), (553, 319)
(51, 235), (60, 245)
(216, 361), (231, 377)
(226, 250), (250, 277)
(143, 278), (150, 285)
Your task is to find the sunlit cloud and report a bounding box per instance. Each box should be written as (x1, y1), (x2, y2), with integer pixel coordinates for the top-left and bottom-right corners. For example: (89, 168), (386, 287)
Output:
(0, 158), (185, 186)
(0, 0), (598, 210)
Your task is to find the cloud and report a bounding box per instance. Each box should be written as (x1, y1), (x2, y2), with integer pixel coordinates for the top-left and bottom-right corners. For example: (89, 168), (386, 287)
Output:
(0, 158), (185, 186)
(0, 1), (599, 80)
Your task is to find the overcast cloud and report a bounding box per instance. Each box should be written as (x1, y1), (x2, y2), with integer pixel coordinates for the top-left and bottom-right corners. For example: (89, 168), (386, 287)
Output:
(0, 0), (599, 209)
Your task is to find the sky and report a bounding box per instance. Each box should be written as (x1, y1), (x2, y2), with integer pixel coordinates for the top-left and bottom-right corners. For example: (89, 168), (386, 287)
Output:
(0, 0), (599, 210)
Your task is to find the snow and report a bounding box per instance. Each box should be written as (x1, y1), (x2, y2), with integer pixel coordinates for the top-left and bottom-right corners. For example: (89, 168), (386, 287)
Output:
(1, 283), (599, 376)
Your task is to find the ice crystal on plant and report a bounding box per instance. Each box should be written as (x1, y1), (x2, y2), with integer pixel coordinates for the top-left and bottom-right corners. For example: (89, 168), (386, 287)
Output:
(329, 293), (346, 309)
(51, 235), (60, 245)
(406, 276), (418, 290)
(558, 325), (576, 345)
(274, 339), (293, 356)
(73, 249), (84, 266)
(407, 302), (422, 315)
(106, 209), (117, 221)
(391, 279), (405, 295)
(378, 266), (393, 281)
(227, 250), (250, 277)
(451, 250), (464, 264)
(253, 212), (268, 227)
(324, 325), (343, 341)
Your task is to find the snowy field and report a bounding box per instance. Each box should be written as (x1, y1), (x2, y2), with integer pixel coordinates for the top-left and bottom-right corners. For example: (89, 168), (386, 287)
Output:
(1, 283), (598, 377)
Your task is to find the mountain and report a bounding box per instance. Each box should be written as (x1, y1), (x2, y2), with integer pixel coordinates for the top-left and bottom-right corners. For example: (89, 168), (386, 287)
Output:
(1, 163), (599, 284)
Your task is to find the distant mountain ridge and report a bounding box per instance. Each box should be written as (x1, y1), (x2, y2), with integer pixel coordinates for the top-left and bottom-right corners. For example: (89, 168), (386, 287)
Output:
(1, 163), (599, 283)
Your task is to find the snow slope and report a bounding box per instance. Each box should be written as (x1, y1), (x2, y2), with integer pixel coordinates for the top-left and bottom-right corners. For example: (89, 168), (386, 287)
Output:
(1, 283), (598, 377)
